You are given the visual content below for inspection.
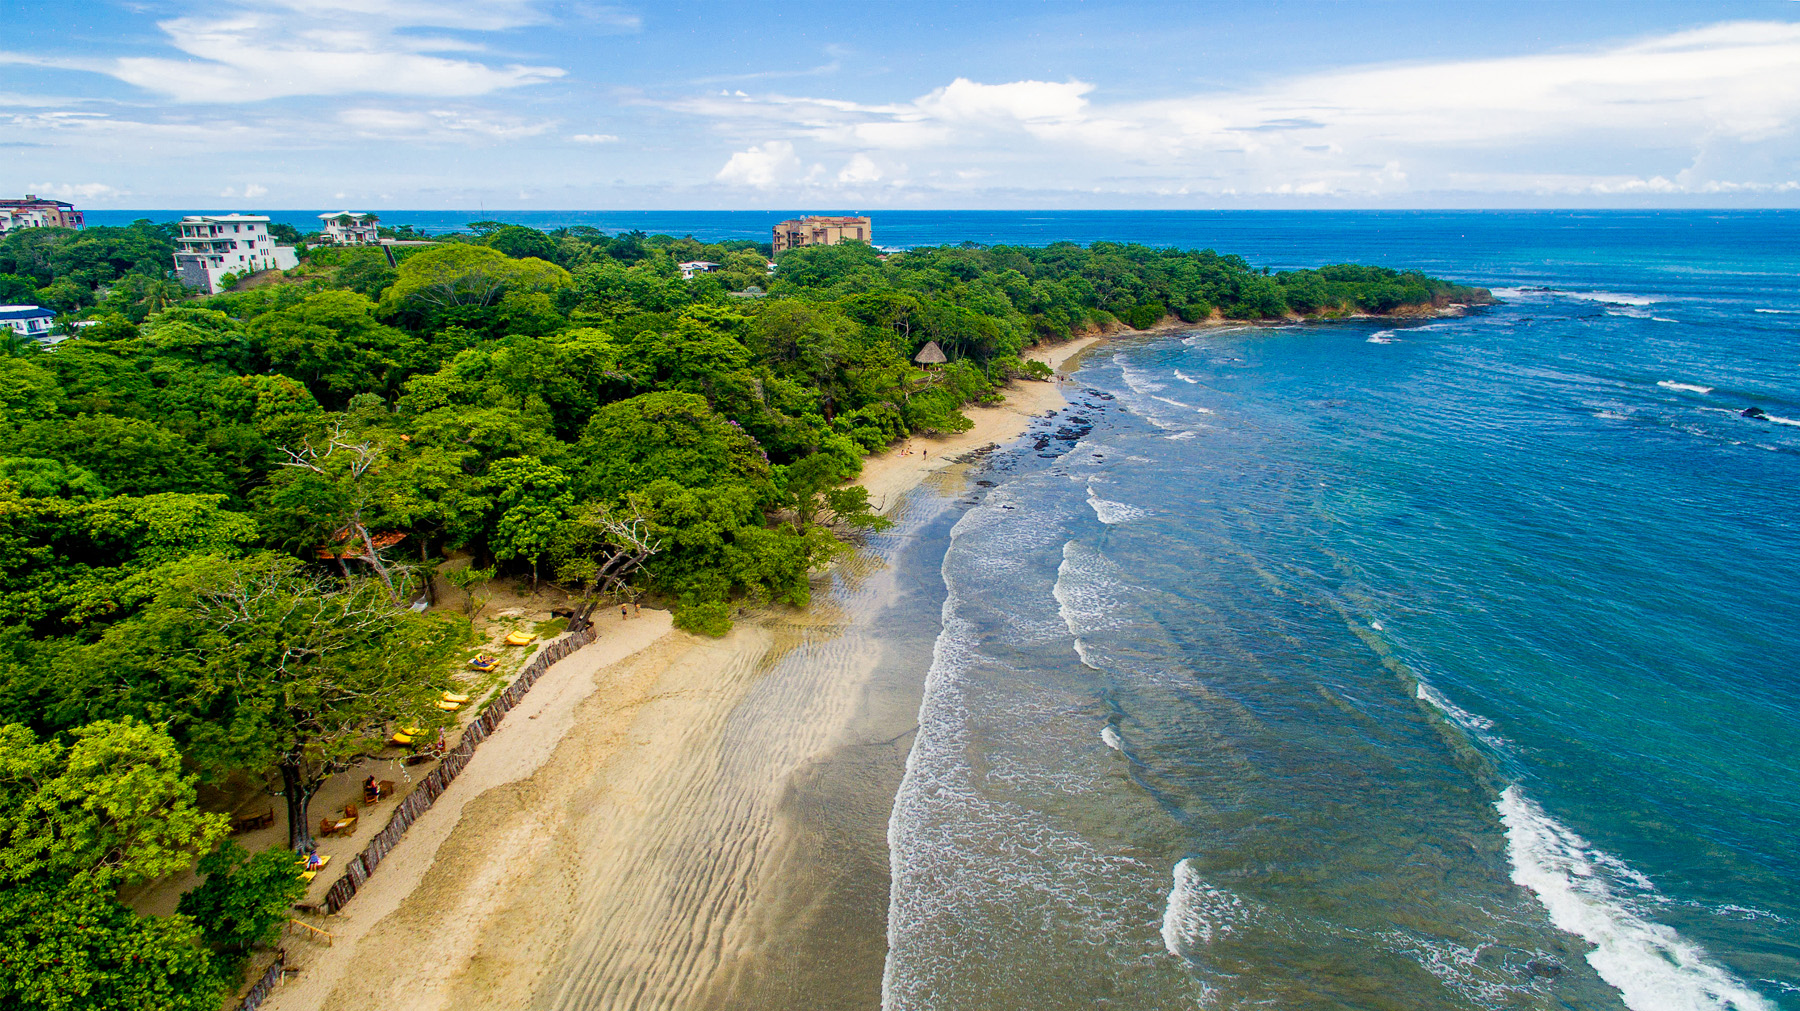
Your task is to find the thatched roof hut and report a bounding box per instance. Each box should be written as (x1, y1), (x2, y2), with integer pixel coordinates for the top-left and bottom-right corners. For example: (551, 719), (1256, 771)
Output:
(913, 340), (947, 365)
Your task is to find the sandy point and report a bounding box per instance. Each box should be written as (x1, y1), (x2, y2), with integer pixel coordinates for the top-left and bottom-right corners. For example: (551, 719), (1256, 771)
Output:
(856, 332), (1104, 513)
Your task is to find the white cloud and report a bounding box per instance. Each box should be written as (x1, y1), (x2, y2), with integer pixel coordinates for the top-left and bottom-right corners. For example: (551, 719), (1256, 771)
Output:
(838, 153), (882, 183)
(219, 183), (270, 198)
(683, 21), (1800, 199)
(338, 107), (557, 140)
(570, 133), (619, 143)
(26, 182), (125, 202)
(715, 140), (802, 189)
(0, 0), (565, 103)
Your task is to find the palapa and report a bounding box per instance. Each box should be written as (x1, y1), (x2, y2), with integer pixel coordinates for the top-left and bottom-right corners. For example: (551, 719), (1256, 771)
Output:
(913, 340), (947, 365)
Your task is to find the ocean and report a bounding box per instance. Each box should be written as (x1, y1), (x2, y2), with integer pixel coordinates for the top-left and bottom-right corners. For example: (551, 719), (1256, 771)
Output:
(878, 214), (1800, 1010)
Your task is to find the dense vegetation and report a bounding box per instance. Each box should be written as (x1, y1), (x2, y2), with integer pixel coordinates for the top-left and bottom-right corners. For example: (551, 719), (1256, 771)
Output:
(0, 218), (1488, 1008)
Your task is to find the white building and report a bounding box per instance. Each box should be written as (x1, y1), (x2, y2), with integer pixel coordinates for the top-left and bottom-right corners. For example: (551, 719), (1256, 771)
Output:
(0, 305), (57, 342)
(171, 214), (300, 294)
(0, 208), (51, 235)
(318, 211), (380, 245)
(678, 260), (720, 280)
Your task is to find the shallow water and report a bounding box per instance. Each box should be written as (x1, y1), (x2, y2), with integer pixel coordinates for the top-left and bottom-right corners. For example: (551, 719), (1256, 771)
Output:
(887, 215), (1800, 1009)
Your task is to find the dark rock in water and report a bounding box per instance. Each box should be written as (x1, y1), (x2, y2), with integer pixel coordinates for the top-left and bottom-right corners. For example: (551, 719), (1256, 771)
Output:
(1742, 406), (1767, 419)
(1033, 437), (1051, 450)
(975, 480), (996, 487)
(1526, 957), (1565, 979)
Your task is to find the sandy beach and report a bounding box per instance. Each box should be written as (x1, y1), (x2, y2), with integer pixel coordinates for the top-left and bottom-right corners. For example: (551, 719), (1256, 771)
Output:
(263, 333), (1105, 1011)
(858, 333), (1102, 510)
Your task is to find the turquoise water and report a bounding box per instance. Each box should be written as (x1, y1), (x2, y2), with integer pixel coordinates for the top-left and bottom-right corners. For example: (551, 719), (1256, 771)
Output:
(885, 215), (1800, 1009)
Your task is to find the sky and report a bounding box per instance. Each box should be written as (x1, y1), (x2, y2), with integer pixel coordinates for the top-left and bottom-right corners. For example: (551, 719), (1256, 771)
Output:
(3, 0), (1799, 210)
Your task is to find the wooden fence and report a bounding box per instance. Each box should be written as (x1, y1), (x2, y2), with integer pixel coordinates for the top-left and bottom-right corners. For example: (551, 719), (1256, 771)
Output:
(238, 949), (285, 1011)
(317, 630), (596, 914)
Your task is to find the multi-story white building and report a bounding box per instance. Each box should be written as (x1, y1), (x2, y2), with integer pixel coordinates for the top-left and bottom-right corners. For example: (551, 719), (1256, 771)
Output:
(171, 214), (300, 294)
(0, 305), (57, 342)
(318, 211), (380, 245)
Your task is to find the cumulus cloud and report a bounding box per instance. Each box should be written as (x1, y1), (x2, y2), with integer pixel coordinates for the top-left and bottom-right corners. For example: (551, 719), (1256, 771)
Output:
(690, 21), (1800, 198)
(837, 153), (881, 183)
(0, 0), (565, 103)
(716, 140), (802, 188)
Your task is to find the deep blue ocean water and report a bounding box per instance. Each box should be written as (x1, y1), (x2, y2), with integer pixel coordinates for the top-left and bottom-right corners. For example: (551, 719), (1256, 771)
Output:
(881, 214), (1796, 1010)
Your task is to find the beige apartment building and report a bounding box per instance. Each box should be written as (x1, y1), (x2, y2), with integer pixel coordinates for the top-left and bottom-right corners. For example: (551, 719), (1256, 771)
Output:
(772, 215), (872, 253)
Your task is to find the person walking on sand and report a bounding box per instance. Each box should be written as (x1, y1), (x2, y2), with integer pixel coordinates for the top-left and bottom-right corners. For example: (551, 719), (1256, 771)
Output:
(621, 604), (629, 620)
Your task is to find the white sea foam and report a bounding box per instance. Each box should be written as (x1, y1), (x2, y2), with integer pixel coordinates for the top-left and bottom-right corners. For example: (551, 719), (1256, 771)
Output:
(1497, 787), (1775, 1011)
(1753, 308), (1797, 314)
(1101, 725), (1123, 751)
(1767, 415), (1800, 427)
(1415, 683), (1497, 732)
(1165, 430), (1198, 440)
(1566, 291), (1662, 307)
(1147, 395), (1215, 416)
(1653, 317), (1678, 323)
(1172, 369), (1200, 384)
(1088, 496), (1148, 524)
(1659, 381), (1714, 394)
(1595, 410), (1629, 421)
(1162, 858), (1251, 957)
(1119, 359), (1166, 394)
(1053, 541), (1129, 638)
(1367, 331), (1399, 344)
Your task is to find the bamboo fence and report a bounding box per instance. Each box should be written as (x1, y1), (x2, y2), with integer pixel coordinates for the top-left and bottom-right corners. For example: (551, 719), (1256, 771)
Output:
(316, 630), (596, 914)
(237, 949), (286, 1011)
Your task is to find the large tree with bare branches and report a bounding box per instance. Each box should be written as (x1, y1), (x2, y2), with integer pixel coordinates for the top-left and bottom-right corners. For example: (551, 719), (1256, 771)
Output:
(74, 554), (463, 851)
(550, 501), (664, 632)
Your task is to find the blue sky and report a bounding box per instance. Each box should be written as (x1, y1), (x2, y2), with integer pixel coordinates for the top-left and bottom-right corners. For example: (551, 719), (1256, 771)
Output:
(3, 1), (1799, 209)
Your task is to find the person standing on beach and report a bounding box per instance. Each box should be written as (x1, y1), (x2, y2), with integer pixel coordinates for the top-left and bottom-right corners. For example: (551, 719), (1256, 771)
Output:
(621, 604), (629, 620)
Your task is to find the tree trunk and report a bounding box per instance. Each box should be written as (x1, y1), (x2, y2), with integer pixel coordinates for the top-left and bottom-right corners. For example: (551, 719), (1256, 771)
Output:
(280, 760), (318, 852)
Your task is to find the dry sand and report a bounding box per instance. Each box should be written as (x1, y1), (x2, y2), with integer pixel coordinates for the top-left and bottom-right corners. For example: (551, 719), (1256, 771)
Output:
(858, 333), (1102, 511)
(264, 334), (1107, 1011)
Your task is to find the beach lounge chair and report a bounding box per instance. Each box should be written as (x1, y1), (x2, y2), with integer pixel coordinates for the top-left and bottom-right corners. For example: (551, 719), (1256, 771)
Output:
(505, 630), (537, 646)
(441, 692), (472, 703)
(389, 731), (415, 747)
(469, 655), (499, 671)
(436, 700), (462, 712)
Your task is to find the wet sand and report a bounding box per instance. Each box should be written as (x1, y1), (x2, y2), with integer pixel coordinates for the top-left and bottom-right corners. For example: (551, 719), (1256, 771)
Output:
(267, 341), (1098, 1011)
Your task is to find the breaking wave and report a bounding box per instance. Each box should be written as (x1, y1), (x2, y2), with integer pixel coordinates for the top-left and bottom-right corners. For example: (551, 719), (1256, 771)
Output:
(1162, 859), (1252, 957)
(1497, 788), (1774, 1011)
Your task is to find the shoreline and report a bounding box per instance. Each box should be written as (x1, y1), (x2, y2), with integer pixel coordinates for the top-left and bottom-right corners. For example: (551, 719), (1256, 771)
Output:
(856, 331), (1102, 511)
(268, 333), (1101, 1009)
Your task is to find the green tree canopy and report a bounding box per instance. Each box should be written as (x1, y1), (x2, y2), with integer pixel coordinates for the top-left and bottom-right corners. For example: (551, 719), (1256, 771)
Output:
(380, 244), (572, 312)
